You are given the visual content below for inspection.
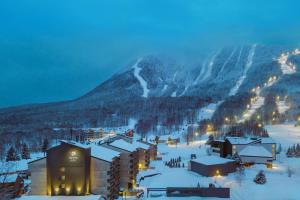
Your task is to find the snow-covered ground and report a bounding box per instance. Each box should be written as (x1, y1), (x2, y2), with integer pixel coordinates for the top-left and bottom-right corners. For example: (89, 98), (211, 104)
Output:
(197, 101), (223, 121)
(18, 195), (101, 200)
(133, 58), (150, 98)
(266, 124), (300, 149)
(137, 124), (300, 200)
(239, 77), (277, 122)
(276, 100), (290, 114)
(278, 52), (297, 75)
(0, 152), (44, 174)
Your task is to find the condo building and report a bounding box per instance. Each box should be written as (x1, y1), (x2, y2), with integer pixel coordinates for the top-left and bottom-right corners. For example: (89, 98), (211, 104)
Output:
(28, 140), (121, 200)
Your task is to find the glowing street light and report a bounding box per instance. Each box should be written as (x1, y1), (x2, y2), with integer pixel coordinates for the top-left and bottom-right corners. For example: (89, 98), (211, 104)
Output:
(276, 96), (280, 101)
(225, 117), (230, 123)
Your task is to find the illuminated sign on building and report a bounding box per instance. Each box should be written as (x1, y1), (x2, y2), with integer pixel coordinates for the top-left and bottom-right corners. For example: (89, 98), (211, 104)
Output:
(69, 151), (79, 162)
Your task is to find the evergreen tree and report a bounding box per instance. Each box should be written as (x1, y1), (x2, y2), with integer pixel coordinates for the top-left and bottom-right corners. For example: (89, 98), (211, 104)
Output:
(6, 146), (20, 161)
(296, 144), (300, 157)
(21, 143), (31, 159)
(276, 144), (282, 154)
(232, 152), (242, 164)
(254, 170), (266, 184)
(286, 147), (291, 157)
(42, 138), (49, 155)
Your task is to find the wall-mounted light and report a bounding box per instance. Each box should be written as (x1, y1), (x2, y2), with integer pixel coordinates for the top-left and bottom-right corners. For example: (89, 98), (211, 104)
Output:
(66, 187), (70, 193)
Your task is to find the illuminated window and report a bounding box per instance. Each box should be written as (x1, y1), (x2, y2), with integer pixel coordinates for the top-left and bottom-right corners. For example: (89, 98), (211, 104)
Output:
(60, 167), (65, 172)
(61, 176), (65, 181)
(61, 184), (65, 189)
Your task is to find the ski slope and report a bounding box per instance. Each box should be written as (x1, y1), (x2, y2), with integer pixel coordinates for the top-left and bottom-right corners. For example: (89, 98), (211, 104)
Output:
(277, 100), (290, 114)
(133, 58), (150, 98)
(278, 51), (297, 75)
(229, 44), (256, 96)
(240, 76), (277, 122)
(197, 101), (223, 121)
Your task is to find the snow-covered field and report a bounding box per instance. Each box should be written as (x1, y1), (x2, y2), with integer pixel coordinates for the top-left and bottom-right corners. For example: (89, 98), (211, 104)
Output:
(137, 124), (300, 200)
(18, 195), (101, 200)
(10, 124), (300, 200)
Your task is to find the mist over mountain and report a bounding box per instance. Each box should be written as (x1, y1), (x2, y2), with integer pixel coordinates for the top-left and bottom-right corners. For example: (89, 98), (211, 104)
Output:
(1, 0), (300, 107)
(1, 44), (300, 137)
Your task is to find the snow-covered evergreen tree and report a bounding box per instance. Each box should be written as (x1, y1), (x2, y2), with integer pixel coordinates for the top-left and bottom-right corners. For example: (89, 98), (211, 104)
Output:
(42, 138), (49, 155)
(21, 143), (31, 159)
(254, 170), (266, 184)
(6, 146), (20, 162)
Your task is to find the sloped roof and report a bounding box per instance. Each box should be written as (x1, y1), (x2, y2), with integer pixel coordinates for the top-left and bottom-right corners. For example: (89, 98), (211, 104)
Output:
(239, 145), (272, 157)
(131, 141), (150, 150)
(192, 156), (235, 165)
(109, 139), (137, 152)
(0, 174), (19, 183)
(91, 145), (120, 162)
(226, 137), (258, 145)
(60, 140), (90, 149)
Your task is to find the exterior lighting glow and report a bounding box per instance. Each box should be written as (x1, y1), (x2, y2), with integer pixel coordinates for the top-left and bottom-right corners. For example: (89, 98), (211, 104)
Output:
(276, 96), (280, 101)
(215, 170), (221, 177)
(55, 187), (59, 194)
(66, 187), (70, 193)
(138, 163), (142, 169)
(195, 132), (199, 136)
(258, 123), (262, 128)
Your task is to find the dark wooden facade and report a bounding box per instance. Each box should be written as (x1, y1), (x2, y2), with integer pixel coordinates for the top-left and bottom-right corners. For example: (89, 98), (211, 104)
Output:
(190, 160), (236, 177)
(166, 187), (230, 198)
(47, 142), (91, 196)
(0, 175), (24, 199)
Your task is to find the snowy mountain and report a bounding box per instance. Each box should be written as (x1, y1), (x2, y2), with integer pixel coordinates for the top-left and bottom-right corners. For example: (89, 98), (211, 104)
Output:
(1, 44), (300, 133)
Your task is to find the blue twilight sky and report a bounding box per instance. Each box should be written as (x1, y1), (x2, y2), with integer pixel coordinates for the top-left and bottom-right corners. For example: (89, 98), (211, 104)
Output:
(1, 0), (300, 108)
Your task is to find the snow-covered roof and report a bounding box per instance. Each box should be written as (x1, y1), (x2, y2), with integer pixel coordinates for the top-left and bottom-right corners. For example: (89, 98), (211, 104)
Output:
(109, 139), (137, 152)
(192, 156), (235, 165)
(60, 140), (90, 149)
(260, 137), (275, 144)
(28, 156), (46, 164)
(226, 137), (258, 145)
(0, 160), (29, 173)
(91, 145), (120, 162)
(239, 145), (273, 158)
(131, 141), (150, 150)
(149, 134), (180, 141)
(0, 174), (19, 183)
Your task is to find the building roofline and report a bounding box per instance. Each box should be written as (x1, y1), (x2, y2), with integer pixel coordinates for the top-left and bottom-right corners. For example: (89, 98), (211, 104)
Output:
(28, 156), (46, 164)
(91, 156), (113, 163)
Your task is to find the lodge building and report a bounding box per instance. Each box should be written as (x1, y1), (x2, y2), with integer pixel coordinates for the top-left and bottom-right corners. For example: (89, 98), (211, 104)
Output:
(29, 140), (121, 200)
(211, 136), (276, 164)
(101, 139), (139, 191)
